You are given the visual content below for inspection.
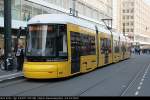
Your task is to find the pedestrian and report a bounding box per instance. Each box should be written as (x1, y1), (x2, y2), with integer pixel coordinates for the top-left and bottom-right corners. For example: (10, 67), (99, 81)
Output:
(135, 48), (138, 55)
(0, 48), (4, 59)
(138, 48), (141, 55)
(16, 45), (24, 71)
(131, 47), (135, 54)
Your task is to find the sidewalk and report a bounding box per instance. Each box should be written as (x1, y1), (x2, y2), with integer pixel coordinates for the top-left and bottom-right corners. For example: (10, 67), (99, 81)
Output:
(0, 70), (23, 82)
(0, 54), (24, 82)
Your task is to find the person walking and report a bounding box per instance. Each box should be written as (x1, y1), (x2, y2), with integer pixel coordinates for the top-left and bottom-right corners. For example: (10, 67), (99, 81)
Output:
(131, 47), (135, 54)
(138, 48), (141, 55)
(16, 45), (24, 71)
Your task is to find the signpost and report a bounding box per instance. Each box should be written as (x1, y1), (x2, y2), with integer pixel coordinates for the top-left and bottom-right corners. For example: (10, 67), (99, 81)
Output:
(70, 0), (78, 17)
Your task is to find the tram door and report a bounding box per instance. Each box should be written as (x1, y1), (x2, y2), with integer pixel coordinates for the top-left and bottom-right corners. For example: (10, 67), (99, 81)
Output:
(71, 32), (80, 74)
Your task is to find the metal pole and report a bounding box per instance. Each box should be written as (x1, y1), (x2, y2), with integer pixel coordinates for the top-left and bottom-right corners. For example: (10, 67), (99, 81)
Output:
(72, 0), (76, 16)
(4, 0), (12, 70)
(123, 24), (125, 36)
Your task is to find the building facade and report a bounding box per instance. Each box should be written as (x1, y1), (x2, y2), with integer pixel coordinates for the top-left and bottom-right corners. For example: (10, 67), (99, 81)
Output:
(113, 0), (150, 47)
(0, 0), (113, 49)
(113, 0), (122, 33)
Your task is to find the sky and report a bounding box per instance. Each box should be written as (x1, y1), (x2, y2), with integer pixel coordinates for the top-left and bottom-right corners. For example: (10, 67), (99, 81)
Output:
(145, 0), (150, 5)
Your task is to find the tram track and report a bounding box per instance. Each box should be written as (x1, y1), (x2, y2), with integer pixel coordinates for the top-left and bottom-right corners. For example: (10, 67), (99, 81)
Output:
(75, 59), (139, 96)
(11, 59), (130, 96)
(0, 55), (149, 96)
(76, 56), (149, 96)
(120, 63), (150, 96)
(2, 58), (136, 96)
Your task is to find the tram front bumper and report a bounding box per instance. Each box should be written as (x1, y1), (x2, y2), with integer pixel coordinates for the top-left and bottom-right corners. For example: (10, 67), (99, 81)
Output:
(23, 63), (58, 79)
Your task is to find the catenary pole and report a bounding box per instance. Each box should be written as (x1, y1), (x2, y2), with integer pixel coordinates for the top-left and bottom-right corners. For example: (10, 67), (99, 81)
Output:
(4, 0), (12, 70)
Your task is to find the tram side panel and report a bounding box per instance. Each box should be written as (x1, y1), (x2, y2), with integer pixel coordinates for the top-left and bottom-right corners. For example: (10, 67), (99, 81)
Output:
(68, 23), (97, 74)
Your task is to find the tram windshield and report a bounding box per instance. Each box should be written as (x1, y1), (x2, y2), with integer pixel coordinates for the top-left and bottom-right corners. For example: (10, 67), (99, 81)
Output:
(26, 24), (68, 60)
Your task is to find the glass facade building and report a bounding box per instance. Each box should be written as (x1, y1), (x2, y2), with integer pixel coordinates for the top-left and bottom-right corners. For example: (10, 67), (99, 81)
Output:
(0, 0), (113, 49)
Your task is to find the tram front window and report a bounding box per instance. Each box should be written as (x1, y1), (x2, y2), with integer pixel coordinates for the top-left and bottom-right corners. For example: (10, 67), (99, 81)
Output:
(26, 24), (68, 61)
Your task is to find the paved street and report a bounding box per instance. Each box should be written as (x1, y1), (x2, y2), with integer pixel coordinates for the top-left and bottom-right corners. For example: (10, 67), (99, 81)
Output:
(0, 55), (150, 96)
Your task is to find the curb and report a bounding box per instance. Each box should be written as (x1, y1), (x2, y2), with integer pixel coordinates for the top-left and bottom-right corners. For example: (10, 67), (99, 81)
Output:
(0, 73), (24, 83)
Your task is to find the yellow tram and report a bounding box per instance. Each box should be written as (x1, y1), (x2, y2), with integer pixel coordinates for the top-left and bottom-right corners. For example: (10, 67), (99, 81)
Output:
(23, 14), (131, 79)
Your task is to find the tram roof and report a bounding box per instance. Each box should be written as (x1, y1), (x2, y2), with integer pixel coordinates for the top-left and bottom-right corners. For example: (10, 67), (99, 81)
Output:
(28, 14), (111, 35)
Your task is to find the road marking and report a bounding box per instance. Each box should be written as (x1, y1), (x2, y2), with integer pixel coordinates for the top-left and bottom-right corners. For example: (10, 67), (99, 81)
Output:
(137, 86), (141, 90)
(134, 63), (150, 96)
(121, 65), (146, 96)
(141, 79), (144, 82)
(135, 91), (139, 96)
(7, 77), (13, 80)
(139, 82), (143, 85)
(122, 85), (126, 88)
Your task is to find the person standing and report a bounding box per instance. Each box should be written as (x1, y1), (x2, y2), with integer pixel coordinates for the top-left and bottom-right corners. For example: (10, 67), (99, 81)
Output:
(16, 45), (24, 71)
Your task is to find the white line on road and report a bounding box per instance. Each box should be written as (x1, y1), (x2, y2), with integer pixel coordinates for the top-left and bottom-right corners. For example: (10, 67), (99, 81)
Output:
(137, 86), (141, 90)
(121, 64), (147, 96)
(135, 91), (139, 96)
(122, 63), (150, 96)
(134, 63), (150, 96)
(7, 77), (14, 80)
(141, 79), (144, 82)
(139, 82), (143, 85)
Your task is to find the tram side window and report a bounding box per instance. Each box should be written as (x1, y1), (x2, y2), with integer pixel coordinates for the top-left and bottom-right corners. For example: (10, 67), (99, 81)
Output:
(89, 35), (96, 55)
(107, 39), (111, 53)
(100, 38), (111, 54)
(100, 38), (105, 54)
(80, 34), (88, 56)
(71, 32), (81, 57)
(71, 32), (96, 56)
(80, 34), (96, 56)
(114, 41), (119, 53)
